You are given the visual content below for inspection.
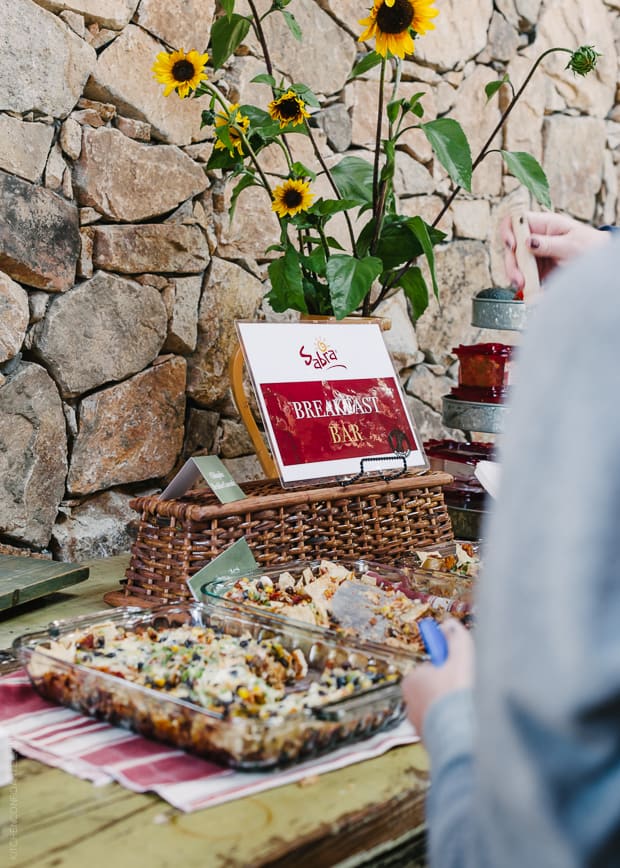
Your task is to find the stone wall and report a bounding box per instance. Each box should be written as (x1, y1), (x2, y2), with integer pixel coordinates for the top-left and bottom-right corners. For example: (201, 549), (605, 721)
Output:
(1, 0), (618, 559)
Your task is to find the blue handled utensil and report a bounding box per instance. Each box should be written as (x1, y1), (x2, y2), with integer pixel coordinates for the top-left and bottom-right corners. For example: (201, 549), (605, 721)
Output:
(418, 618), (448, 665)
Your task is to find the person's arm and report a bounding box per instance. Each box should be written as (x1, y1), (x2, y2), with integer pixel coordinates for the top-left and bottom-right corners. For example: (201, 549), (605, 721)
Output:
(405, 238), (620, 867)
(403, 621), (477, 868)
(476, 239), (620, 866)
(501, 211), (610, 290)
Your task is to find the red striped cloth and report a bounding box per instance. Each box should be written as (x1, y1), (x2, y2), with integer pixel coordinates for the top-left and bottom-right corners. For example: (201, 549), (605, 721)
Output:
(0, 671), (417, 812)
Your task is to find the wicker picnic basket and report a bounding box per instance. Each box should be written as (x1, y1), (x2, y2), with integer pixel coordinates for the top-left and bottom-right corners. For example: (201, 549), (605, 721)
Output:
(106, 471), (454, 608)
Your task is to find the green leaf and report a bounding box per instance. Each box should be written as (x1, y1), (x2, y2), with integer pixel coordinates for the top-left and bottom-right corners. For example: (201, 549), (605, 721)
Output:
(387, 99), (402, 125)
(485, 74), (510, 101)
(290, 83), (320, 108)
(210, 14), (251, 69)
(229, 172), (256, 222)
(282, 10), (302, 41)
(326, 254), (383, 319)
(290, 160), (316, 181)
(302, 277), (333, 316)
(357, 214), (421, 269)
(300, 247), (327, 277)
(220, 0), (235, 18)
(406, 216), (440, 299)
(240, 105), (281, 140)
(309, 198), (359, 217)
(422, 118), (472, 192)
(380, 139), (396, 187)
(398, 266), (430, 321)
(350, 51), (382, 79)
(267, 246), (307, 313)
(205, 147), (242, 171)
(251, 73), (276, 87)
(331, 157), (374, 206)
(408, 92), (425, 111)
(326, 236), (346, 250)
(500, 150), (552, 209)
(240, 104), (308, 140)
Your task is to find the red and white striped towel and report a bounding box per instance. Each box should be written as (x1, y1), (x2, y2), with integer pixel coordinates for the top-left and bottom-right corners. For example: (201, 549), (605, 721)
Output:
(0, 671), (417, 812)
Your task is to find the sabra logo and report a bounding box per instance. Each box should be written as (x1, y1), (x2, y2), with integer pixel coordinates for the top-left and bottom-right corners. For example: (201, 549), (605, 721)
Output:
(299, 337), (347, 371)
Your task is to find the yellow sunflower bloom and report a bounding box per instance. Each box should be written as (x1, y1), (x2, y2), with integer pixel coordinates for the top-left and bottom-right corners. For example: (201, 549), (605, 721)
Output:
(214, 104), (250, 156)
(268, 90), (311, 128)
(272, 179), (314, 218)
(152, 48), (209, 98)
(358, 0), (438, 59)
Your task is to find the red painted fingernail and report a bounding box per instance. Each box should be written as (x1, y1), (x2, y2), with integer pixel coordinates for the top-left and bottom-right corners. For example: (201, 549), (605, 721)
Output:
(529, 237), (540, 249)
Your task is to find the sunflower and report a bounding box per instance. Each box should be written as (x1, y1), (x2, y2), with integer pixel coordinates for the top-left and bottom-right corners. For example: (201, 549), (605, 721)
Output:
(152, 48), (209, 98)
(358, 0), (438, 59)
(268, 90), (311, 128)
(271, 179), (314, 218)
(214, 104), (250, 156)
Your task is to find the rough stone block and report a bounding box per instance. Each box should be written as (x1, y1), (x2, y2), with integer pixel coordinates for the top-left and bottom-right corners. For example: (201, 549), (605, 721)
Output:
(92, 224), (209, 274)
(0, 116), (55, 183)
(73, 127), (208, 221)
(31, 270), (168, 397)
(2, 0), (95, 117)
(67, 356), (186, 494)
(0, 170), (80, 292)
(0, 362), (68, 547)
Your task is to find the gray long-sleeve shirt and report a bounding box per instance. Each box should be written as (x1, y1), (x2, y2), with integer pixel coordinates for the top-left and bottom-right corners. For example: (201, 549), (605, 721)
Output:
(423, 238), (620, 867)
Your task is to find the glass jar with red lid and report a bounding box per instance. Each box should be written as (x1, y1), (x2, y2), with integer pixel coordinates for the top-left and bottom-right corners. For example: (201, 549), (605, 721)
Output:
(453, 343), (514, 389)
(450, 343), (514, 404)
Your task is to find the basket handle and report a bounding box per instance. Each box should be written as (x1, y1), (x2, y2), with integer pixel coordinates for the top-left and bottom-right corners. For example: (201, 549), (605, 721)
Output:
(228, 343), (278, 479)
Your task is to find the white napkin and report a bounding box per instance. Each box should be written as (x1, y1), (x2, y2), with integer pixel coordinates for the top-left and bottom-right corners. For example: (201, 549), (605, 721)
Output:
(0, 725), (13, 786)
(475, 460), (501, 500)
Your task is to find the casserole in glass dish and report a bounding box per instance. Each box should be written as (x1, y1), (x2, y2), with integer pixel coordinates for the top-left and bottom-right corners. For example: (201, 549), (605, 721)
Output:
(13, 602), (409, 770)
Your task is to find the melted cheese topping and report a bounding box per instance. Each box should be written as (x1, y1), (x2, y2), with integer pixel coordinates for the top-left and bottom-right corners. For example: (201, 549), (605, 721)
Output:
(48, 622), (392, 720)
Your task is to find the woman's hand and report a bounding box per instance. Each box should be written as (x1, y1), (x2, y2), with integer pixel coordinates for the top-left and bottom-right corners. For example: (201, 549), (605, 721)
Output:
(501, 211), (611, 291)
(402, 619), (474, 738)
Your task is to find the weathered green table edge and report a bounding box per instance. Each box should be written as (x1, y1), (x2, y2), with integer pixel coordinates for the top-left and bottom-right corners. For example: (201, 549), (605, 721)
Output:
(0, 555), (429, 868)
(0, 555), (89, 612)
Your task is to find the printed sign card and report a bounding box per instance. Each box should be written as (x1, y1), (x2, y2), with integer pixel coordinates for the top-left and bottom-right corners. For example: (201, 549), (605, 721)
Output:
(160, 455), (246, 503)
(236, 321), (428, 486)
(187, 538), (258, 600)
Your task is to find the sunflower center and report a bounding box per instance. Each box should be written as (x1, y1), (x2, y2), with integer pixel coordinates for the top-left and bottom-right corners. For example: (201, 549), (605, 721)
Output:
(172, 59), (196, 82)
(277, 98), (302, 120)
(376, 0), (414, 34)
(283, 188), (303, 208)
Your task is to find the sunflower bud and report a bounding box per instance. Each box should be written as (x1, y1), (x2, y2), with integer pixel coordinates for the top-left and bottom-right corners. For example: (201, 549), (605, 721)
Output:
(201, 109), (216, 127)
(566, 45), (601, 77)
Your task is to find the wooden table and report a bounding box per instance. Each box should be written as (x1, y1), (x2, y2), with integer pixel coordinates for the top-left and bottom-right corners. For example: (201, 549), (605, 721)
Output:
(0, 556), (429, 867)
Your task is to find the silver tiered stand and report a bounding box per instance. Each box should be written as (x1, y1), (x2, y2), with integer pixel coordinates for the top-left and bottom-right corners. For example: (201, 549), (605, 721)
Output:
(441, 294), (526, 536)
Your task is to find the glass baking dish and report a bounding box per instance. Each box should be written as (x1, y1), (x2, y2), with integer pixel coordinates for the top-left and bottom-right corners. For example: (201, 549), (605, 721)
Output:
(394, 540), (481, 609)
(424, 438), (494, 481)
(13, 602), (409, 771)
(202, 558), (474, 645)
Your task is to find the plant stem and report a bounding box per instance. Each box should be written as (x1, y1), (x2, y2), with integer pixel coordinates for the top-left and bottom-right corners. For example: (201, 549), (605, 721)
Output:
(247, 0), (295, 163)
(304, 121), (358, 256)
(372, 57), (387, 222)
(247, 0), (273, 77)
(431, 47), (572, 228)
(382, 46), (574, 302)
(237, 128), (273, 196)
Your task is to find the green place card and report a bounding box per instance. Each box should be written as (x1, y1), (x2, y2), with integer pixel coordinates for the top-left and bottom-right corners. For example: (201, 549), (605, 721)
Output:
(160, 455), (246, 504)
(191, 456), (246, 503)
(187, 538), (259, 601)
